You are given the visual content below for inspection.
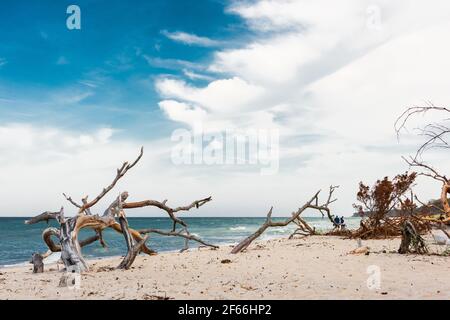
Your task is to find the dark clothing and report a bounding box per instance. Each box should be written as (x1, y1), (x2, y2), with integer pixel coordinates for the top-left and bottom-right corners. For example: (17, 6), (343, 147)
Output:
(334, 216), (340, 225)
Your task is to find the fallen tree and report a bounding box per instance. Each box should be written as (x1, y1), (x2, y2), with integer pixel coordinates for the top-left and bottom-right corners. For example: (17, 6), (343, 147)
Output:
(350, 172), (430, 239)
(231, 186), (338, 254)
(25, 147), (217, 273)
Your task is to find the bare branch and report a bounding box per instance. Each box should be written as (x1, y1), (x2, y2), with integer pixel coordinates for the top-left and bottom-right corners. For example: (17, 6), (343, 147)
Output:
(62, 193), (82, 208)
(123, 196), (212, 230)
(25, 211), (60, 225)
(80, 147), (143, 212)
(395, 102), (450, 137)
(395, 103), (450, 159)
(403, 156), (448, 183)
(139, 228), (219, 251)
(231, 188), (336, 254)
(414, 195), (445, 214)
(26, 147), (214, 272)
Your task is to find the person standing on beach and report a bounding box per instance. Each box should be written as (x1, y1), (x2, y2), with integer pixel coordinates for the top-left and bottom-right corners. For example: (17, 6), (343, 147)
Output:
(340, 216), (346, 230)
(334, 215), (341, 230)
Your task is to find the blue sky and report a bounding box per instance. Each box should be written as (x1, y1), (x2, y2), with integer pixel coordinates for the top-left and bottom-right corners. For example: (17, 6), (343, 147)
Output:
(0, 0), (245, 138)
(1, 0), (450, 217)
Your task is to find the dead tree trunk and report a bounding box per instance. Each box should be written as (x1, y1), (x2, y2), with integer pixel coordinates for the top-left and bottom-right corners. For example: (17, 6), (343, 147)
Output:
(30, 253), (44, 273)
(57, 212), (88, 272)
(25, 147), (215, 272)
(231, 186), (338, 254)
(115, 200), (151, 270)
(398, 220), (428, 254)
(117, 214), (149, 269)
(231, 210), (274, 254)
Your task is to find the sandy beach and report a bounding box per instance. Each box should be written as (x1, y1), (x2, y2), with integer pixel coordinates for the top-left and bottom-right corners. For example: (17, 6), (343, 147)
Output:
(0, 235), (448, 300)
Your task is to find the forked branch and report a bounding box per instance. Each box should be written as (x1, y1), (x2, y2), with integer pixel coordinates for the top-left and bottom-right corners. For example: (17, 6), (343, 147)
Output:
(25, 147), (213, 272)
(231, 187), (337, 254)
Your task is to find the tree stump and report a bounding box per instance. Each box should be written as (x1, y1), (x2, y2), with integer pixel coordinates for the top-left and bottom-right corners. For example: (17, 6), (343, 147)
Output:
(31, 253), (44, 273)
(398, 220), (428, 254)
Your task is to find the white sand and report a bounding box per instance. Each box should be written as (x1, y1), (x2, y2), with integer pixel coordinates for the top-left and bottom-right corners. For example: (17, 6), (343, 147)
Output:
(0, 236), (448, 300)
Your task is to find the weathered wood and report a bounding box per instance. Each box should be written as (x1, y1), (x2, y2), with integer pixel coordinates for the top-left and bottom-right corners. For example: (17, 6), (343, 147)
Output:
(123, 196), (212, 231)
(231, 187), (337, 254)
(138, 228), (219, 251)
(398, 220), (428, 254)
(25, 211), (60, 225)
(58, 212), (88, 272)
(26, 147), (213, 272)
(289, 216), (316, 239)
(117, 216), (136, 269)
(30, 253), (44, 273)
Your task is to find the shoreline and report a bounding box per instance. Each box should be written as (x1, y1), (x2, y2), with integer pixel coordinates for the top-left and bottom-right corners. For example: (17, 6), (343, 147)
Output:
(0, 230), (298, 269)
(0, 216), (363, 268)
(0, 235), (449, 300)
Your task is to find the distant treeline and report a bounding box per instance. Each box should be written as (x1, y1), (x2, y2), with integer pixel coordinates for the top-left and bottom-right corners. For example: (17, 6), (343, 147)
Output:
(352, 198), (447, 217)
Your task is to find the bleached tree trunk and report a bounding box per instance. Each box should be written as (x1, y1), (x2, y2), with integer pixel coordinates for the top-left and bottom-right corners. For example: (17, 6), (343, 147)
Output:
(231, 186), (338, 254)
(25, 148), (216, 272)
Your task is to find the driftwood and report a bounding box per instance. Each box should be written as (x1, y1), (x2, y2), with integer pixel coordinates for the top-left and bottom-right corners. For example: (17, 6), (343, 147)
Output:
(231, 186), (338, 254)
(398, 220), (428, 254)
(288, 216), (316, 239)
(138, 228), (218, 252)
(25, 148), (216, 272)
(30, 253), (44, 273)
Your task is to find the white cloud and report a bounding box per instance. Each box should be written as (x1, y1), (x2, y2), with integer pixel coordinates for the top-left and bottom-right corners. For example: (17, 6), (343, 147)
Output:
(0, 58), (7, 68)
(161, 30), (223, 47)
(153, 0), (450, 215)
(0, 124), (114, 162)
(143, 55), (201, 71)
(210, 33), (326, 85)
(5, 1), (450, 218)
(182, 69), (214, 81)
(158, 100), (208, 129)
(156, 77), (264, 114)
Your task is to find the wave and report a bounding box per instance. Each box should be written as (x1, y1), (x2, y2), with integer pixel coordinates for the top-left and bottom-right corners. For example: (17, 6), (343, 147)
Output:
(268, 228), (291, 234)
(229, 226), (247, 231)
(1, 261), (29, 268)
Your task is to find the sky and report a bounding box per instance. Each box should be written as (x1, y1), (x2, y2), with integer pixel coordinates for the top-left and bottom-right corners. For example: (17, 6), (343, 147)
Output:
(1, 0), (450, 217)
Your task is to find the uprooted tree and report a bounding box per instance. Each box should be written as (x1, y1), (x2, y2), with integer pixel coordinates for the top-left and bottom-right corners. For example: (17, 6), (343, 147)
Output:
(350, 172), (430, 239)
(25, 147), (217, 273)
(231, 186), (338, 254)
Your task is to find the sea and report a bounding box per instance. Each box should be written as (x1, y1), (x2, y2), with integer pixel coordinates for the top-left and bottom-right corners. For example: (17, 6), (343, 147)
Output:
(0, 216), (361, 268)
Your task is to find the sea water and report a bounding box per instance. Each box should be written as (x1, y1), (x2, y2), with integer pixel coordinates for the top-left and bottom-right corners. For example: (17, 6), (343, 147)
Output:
(0, 216), (361, 267)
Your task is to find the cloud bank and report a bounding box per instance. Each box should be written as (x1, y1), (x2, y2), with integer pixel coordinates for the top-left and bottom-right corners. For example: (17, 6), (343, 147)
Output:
(2, 0), (450, 217)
